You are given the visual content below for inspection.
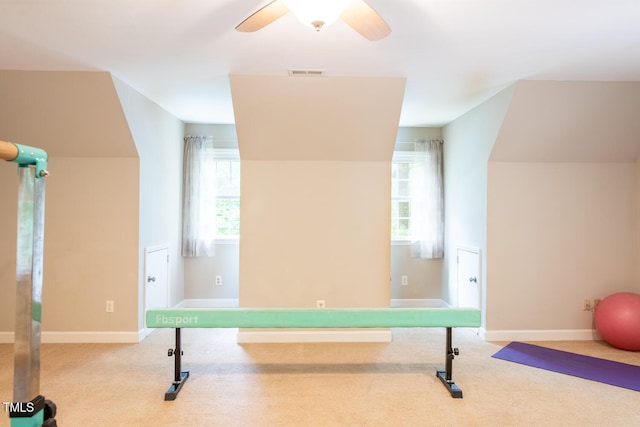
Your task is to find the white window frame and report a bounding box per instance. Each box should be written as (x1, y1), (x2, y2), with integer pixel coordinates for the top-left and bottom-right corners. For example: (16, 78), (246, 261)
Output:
(212, 148), (240, 244)
(391, 151), (419, 244)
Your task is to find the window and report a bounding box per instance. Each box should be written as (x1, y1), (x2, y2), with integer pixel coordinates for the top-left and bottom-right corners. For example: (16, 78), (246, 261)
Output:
(182, 137), (240, 257)
(213, 151), (241, 238)
(391, 140), (444, 258)
(391, 159), (412, 239)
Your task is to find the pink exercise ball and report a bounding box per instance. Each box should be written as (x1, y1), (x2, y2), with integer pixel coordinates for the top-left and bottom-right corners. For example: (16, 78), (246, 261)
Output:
(594, 292), (640, 351)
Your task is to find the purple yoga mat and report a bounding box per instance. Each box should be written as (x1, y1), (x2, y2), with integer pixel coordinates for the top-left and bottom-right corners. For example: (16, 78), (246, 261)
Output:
(492, 342), (640, 392)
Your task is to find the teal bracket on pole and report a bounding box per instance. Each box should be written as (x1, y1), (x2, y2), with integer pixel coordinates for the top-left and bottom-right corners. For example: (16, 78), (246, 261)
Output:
(10, 411), (44, 427)
(11, 143), (49, 178)
(10, 395), (45, 427)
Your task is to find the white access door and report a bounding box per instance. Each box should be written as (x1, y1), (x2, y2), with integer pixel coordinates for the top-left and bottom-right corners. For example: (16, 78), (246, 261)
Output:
(145, 245), (169, 327)
(457, 247), (481, 309)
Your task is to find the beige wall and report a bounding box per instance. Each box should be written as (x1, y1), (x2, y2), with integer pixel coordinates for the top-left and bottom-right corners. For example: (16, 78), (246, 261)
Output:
(444, 80), (640, 338)
(0, 71), (161, 339)
(43, 158), (139, 331)
(185, 245), (240, 300)
(390, 245), (442, 300)
(239, 160), (391, 307)
(7, 69), (636, 341)
(1, 71), (185, 338)
(231, 75), (404, 309)
(487, 162), (635, 331)
(0, 72), (184, 341)
(181, 125), (444, 303)
(636, 158), (640, 291)
(1, 158), (139, 332)
(483, 80), (640, 336)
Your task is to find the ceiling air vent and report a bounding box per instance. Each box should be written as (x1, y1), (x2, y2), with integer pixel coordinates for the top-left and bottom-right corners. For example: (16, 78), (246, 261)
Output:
(288, 69), (325, 77)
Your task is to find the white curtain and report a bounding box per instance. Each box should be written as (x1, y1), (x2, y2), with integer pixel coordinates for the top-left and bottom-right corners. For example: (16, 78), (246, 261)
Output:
(182, 136), (216, 257)
(410, 139), (444, 259)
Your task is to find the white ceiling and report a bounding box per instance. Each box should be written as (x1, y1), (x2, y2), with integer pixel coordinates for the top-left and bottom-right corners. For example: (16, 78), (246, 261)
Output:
(1, 0), (639, 127)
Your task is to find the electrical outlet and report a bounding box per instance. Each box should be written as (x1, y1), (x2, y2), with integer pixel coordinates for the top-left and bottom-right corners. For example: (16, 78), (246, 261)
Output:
(593, 298), (602, 310)
(316, 300), (325, 309)
(215, 276), (222, 286)
(582, 299), (592, 311)
(106, 300), (114, 313)
(401, 275), (408, 286)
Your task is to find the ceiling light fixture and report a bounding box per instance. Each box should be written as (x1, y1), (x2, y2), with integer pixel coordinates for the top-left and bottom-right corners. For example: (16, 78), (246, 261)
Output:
(282, 0), (351, 31)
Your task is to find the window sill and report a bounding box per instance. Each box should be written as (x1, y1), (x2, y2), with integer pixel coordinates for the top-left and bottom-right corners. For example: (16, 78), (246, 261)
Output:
(215, 237), (239, 245)
(216, 238), (409, 246)
(391, 239), (412, 246)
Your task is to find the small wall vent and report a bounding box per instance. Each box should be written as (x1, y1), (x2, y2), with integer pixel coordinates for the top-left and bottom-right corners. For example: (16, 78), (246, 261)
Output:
(288, 69), (325, 77)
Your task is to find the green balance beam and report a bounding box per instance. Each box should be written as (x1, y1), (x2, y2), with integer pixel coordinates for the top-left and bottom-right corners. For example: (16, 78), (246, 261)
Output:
(146, 307), (481, 329)
(146, 307), (481, 401)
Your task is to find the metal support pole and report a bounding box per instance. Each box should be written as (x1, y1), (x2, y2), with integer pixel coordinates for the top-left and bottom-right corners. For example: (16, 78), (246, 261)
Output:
(13, 166), (46, 402)
(3, 139), (57, 425)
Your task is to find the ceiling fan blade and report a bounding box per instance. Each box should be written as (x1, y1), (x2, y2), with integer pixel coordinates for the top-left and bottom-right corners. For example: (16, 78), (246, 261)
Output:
(341, 0), (391, 41)
(236, 0), (290, 32)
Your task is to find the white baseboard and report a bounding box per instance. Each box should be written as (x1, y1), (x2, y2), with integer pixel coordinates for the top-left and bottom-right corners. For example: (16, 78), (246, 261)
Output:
(178, 299), (444, 309)
(390, 299), (447, 308)
(0, 331), (143, 344)
(140, 328), (155, 341)
(0, 332), (13, 344)
(237, 329), (392, 343)
(483, 329), (602, 342)
(43, 331), (142, 343)
(0, 328), (602, 344)
(177, 298), (239, 308)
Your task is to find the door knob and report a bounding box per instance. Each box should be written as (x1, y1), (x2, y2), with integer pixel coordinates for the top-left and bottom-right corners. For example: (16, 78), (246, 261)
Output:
(147, 276), (156, 283)
(469, 277), (477, 283)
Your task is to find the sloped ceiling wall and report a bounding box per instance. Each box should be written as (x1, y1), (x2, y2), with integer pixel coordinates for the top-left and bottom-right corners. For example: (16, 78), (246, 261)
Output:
(0, 70), (137, 158)
(231, 75), (405, 161)
(490, 81), (640, 162)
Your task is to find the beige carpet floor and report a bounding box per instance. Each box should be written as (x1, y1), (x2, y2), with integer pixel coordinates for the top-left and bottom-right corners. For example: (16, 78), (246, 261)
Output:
(1, 328), (639, 426)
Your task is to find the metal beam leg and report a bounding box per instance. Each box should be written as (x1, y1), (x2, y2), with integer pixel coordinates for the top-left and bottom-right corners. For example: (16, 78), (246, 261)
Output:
(436, 327), (463, 398)
(165, 328), (189, 400)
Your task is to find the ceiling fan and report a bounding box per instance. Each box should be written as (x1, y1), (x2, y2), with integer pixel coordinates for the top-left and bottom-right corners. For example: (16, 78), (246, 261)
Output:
(235, 0), (391, 41)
